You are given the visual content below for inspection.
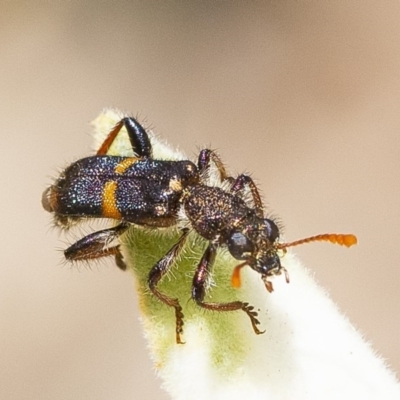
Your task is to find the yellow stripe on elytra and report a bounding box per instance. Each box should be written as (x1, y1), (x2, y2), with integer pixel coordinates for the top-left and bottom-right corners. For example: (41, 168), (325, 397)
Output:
(114, 157), (139, 175)
(102, 181), (122, 219)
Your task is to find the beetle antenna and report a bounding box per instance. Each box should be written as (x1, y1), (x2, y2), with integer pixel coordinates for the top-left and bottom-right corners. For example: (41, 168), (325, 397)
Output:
(231, 233), (357, 289)
(277, 233), (357, 249)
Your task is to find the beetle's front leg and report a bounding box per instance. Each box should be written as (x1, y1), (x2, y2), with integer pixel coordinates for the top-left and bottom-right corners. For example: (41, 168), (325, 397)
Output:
(64, 223), (130, 270)
(230, 174), (264, 218)
(148, 229), (189, 344)
(192, 243), (265, 335)
(197, 149), (234, 184)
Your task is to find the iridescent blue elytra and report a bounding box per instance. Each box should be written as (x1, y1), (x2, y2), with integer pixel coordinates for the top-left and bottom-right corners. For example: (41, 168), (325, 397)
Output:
(44, 155), (198, 227)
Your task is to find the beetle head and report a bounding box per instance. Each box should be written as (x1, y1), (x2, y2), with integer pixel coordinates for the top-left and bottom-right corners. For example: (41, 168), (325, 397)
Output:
(226, 217), (287, 291)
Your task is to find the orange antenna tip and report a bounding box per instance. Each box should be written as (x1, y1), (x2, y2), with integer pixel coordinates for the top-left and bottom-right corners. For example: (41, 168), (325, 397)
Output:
(341, 234), (357, 247)
(278, 233), (358, 249)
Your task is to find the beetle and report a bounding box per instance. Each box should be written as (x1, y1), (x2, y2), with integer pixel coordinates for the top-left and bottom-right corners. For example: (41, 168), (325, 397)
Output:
(42, 116), (357, 343)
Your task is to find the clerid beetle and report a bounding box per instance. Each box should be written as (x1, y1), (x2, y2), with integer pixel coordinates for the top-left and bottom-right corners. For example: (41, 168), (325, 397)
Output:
(42, 115), (357, 343)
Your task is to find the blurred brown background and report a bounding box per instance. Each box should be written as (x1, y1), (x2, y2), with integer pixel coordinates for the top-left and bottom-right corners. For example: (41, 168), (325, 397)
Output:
(1, 2), (399, 399)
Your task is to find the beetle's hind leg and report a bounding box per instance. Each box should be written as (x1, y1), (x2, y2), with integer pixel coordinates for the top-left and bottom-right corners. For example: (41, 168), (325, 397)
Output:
(97, 117), (152, 158)
(64, 223), (130, 270)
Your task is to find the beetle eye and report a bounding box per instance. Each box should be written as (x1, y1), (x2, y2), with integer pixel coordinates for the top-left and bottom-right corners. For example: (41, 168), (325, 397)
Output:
(264, 218), (279, 243)
(227, 231), (254, 260)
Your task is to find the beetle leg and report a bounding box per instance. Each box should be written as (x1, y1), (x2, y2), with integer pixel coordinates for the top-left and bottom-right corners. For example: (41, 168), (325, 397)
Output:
(197, 149), (234, 184)
(197, 150), (263, 216)
(192, 243), (265, 335)
(97, 117), (152, 158)
(147, 229), (189, 344)
(230, 174), (264, 218)
(64, 223), (130, 270)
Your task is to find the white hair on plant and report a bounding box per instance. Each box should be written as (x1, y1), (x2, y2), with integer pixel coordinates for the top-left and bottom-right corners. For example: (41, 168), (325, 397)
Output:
(93, 109), (400, 400)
